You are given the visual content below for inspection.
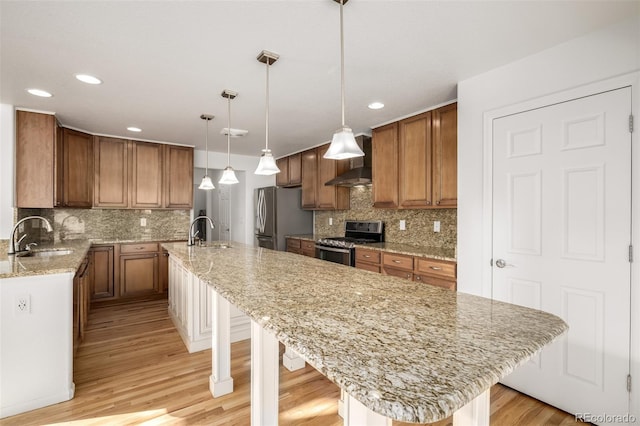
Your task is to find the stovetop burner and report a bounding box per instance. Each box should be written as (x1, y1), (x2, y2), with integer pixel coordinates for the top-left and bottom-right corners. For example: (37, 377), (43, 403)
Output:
(316, 220), (384, 249)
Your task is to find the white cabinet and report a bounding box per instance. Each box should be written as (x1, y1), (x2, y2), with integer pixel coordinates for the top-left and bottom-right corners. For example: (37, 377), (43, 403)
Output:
(168, 255), (249, 353)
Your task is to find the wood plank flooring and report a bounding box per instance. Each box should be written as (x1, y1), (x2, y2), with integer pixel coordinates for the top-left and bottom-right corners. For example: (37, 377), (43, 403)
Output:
(2, 299), (584, 425)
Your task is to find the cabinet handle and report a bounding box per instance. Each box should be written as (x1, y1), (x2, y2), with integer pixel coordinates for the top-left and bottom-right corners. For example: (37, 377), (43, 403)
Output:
(154, 254), (158, 257)
(364, 255), (371, 258)
(427, 201), (431, 205)
(416, 276), (422, 280)
(436, 201), (440, 205)
(393, 260), (401, 263)
(430, 266), (442, 270)
(406, 274), (411, 278)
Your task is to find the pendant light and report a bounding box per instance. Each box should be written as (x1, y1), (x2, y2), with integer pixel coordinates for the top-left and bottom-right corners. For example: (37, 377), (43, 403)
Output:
(324, 0), (364, 160)
(254, 50), (281, 175)
(198, 114), (215, 190)
(219, 90), (240, 185)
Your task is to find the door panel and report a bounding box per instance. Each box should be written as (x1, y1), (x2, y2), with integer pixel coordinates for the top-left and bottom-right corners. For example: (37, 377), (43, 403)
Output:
(492, 87), (631, 419)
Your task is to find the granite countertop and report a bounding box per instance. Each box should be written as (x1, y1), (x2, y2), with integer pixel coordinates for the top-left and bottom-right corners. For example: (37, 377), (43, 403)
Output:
(162, 242), (567, 423)
(89, 237), (187, 244)
(0, 240), (91, 279)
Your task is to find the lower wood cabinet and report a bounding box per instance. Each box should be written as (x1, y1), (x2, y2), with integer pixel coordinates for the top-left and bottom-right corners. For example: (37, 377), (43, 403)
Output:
(286, 238), (315, 257)
(168, 255), (250, 353)
(119, 243), (159, 297)
(73, 255), (91, 355)
(89, 245), (115, 301)
(355, 248), (381, 273)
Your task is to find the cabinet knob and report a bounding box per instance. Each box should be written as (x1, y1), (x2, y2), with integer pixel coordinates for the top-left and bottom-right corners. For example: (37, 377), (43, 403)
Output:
(416, 276), (422, 280)
(406, 274), (411, 278)
(436, 201), (440, 205)
(427, 201), (431, 205)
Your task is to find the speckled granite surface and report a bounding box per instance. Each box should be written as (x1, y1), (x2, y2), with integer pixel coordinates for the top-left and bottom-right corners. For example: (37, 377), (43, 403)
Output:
(0, 240), (91, 279)
(163, 242), (567, 423)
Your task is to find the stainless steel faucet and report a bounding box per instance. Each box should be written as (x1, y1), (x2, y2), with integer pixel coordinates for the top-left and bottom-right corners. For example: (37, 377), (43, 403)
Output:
(188, 216), (215, 246)
(8, 216), (53, 255)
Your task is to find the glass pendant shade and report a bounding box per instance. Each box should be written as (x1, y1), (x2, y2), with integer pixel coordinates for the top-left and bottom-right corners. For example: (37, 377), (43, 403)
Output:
(219, 166), (239, 185)
(324, 127), (364, 160)
(254, 150), (280, 175)
(199, 174), (215, 190)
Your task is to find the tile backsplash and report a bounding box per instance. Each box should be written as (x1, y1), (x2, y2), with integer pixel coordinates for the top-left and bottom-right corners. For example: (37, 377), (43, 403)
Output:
(314, 186), (456, 250)
(16, 208), (191, 243)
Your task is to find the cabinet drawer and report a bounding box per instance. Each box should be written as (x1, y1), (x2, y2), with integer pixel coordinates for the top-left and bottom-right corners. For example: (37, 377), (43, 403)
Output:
(286, 238), (301, 251)
(383, 267), (413, 280)
(301, 240), (315, 251)
(382, 253), (413, 271)
(356, 261), (381, 273)
(415, 258), (456, 279)
(120, 242), (159, 254)
(355, 249), (380, 264)
(414, 274), (456, 290)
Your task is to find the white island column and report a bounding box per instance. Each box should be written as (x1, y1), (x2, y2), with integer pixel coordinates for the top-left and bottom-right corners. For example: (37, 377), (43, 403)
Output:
(250, 319), (280, 425)
(209, 289), (234, 397)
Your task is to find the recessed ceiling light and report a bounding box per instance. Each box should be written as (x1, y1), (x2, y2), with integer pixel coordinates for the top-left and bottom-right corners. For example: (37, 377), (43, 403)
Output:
(127, 127), (142, 132)
(26, 88), (53, 98)
(75, 74), (102, 85)
(368, 102), (384, 110)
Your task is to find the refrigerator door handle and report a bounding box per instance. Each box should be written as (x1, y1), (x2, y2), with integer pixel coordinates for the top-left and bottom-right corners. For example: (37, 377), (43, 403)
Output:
(257, 189), (266, 234)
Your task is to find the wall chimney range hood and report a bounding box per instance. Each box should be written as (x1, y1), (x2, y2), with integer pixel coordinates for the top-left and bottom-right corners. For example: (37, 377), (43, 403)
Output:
(324, 135), (372, 187)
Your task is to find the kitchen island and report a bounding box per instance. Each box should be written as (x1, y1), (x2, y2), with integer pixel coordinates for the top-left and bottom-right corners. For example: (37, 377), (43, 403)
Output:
(163, 242), (567, 424)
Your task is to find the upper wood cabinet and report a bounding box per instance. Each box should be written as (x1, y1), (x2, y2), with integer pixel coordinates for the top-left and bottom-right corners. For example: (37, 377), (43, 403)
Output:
(432, 103), (458, 207)
(372, 122), (399, 208)
(130, 141), (164, 209)
(60, 128), (93, 208)
(15, 111), (56, 208)
(301, 148), (318, 209)
(163, 145), (194, 209)
(398, 111), (432, 208)
(276, 152), (302, 187)
(94, 136), (129, 208)
(300, 145), (350, 210)
(16, 111), (92, 208)
(371, 103), (457, 209)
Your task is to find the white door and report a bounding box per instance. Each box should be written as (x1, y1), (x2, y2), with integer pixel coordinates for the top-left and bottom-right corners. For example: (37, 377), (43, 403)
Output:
(218, 184), (231, 241)
(492, 87), (632, 418)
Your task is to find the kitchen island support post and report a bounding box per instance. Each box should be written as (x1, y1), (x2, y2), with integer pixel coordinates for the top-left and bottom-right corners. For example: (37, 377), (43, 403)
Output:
(209, 289), (234, 397)
(452, 388), (490, 425)
(283, 346), (305, 371)
(251, 319), (280, 425)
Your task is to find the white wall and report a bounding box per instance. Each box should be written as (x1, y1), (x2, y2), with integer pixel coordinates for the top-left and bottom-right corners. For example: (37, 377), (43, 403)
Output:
(193, 150), (274, 245)
(0, 105), (15, 239)
(458, 15), (640, 297)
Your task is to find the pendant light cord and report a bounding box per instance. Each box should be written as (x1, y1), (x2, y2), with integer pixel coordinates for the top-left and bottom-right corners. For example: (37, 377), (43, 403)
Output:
(205, 119), (209, 174)
(227, 96), (231, 166)
(265, 59), (269, 152)
(340, 0), (345, 128)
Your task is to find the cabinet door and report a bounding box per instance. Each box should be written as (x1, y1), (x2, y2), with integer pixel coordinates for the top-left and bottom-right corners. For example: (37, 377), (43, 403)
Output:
(316, 144), (350, 210)
(164, 145), (193, 208)
(63, 128), (93, 208)
(55, 125), (64, 207)
(159, 248), (169, 293)
(432, 103), (457, 207)
(301, 149), (318, 209)
(288, 153), (302, 186)
(372, 122), (399, 208)
(276, 157), (289, 186)
(90, 245), (115, 300)
(15, 110), (56, 208)
(94, 136), (129, 208)
(120, 254), (159, 297)
(398, 111), (432, 208)
(130, 141), (163, 208)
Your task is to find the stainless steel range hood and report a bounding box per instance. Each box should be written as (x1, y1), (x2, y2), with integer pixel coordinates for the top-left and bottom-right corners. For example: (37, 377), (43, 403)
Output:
(324, 135), (372, 187)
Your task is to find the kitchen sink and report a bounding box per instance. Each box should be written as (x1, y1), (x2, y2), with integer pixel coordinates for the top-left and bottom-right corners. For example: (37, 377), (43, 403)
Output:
(18, 249), (73, 258)
(206, 243), (232, 249)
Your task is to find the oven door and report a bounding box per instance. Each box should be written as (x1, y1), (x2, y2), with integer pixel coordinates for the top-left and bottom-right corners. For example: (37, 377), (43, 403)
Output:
(315, 245), (352, 266)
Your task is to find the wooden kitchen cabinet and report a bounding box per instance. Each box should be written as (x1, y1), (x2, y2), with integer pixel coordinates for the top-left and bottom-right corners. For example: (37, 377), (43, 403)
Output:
(130, 141), (164, 209)
(371, 103), (457, 209)
(300, 145), (350, 210)
(159, 248), (169, 293)
(15, 111), (57, 208)
(286, 237), (303, 255)
(276, 153), (302, 187)
(372, 122), (399, 208)
(414, 257), (457, 290)
(432, 102), (458, 207)
(163, 144), (194, 208)
(60, 128), (93, 208)
(94, 136), (129, 208)
(398, 111), (432, 208)
(382, 252), (414, 280)
(355, 248), (381, 273)
(89, 245), (115, 301)
(120, 242), (160, 297)
(301, 240), (315, 257)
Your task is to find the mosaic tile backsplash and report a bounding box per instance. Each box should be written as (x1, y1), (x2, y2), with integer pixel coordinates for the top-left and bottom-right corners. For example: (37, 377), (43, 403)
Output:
(16, 208), (191, 243)
(314, 186), (456, 250)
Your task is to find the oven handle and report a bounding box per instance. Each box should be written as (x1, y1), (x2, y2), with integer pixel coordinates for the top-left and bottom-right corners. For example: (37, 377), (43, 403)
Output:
(316, 246), (351, 254)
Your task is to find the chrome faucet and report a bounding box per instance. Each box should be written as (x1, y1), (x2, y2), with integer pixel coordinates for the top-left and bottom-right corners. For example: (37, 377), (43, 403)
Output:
(188, 216), (215, 246)
(8, 216), (53, 255)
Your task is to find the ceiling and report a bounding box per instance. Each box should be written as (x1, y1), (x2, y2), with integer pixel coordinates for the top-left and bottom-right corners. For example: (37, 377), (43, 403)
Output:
(1, 1), (637, 158)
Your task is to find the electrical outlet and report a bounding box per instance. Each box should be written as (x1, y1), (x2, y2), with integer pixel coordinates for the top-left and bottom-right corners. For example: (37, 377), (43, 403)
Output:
(434, 221), (441, 233)
(15, 294), (30, 315)
(329, 217), (333, 226)
(399, 220), (406, 231)
(140, 218), (147, 227)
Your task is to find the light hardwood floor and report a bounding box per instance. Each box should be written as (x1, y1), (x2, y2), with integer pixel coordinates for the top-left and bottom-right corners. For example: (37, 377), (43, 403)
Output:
(3, 299), (584, 425)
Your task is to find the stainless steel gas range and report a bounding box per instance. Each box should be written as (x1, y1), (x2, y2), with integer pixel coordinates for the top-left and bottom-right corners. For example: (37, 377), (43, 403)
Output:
(315, 220), (384, 266)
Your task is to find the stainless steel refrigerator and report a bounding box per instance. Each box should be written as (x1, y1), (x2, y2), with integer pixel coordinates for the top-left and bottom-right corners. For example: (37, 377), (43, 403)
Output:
(254, 186), (313, 250)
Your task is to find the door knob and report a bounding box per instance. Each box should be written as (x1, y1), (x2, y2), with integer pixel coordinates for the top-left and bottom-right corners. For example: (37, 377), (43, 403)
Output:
(495, 259), (507, 268)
